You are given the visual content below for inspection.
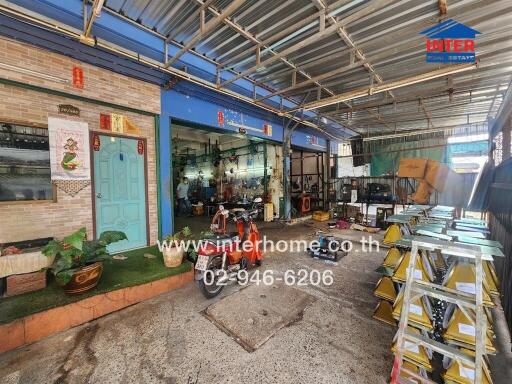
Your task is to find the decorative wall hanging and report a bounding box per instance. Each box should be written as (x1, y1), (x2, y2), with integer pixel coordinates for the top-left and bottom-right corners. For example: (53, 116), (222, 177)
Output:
(100, 113), (111, 130)
(111, 113), (124, 133)
(54, 180), (91, 197)
(92, 133), (101, 151)
(137, 139), (144, 155)
(72, 66), (84, 89)
(124, 118), (141, 135)
(99, 112), (140, 135)
(48, 117), (90, 180)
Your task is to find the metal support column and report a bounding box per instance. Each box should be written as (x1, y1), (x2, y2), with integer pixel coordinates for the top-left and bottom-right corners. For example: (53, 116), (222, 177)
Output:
(159, 89), (174, 237)
(283, 129), (292, 221)
(263, 142), (268, 197)
(324, 139), (331, 210)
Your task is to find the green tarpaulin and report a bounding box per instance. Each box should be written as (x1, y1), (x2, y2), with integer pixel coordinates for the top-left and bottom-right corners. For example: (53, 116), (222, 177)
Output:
(369, 138), (447, 176)
(368, 138), (489, 176)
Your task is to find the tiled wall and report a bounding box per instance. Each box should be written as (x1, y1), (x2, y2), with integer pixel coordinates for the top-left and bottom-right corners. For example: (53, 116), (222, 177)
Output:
(0, 37), (161, 245)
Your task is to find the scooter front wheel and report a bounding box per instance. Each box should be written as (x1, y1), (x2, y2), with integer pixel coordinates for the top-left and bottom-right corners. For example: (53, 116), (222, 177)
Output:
(199, 256), (225, 299)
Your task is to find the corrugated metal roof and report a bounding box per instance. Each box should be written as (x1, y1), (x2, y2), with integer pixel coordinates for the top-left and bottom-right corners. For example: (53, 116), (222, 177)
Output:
(100, 0), (512, 138)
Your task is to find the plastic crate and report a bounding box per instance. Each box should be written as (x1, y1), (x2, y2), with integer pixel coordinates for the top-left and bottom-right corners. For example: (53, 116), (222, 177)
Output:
(312, 211), (330, 222)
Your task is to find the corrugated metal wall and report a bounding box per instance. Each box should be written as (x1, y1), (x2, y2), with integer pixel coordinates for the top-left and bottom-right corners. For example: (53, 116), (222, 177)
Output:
(488, 158), (512, 336)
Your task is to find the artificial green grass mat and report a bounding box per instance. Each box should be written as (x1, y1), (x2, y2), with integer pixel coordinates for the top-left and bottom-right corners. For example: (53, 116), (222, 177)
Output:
(0, 245), (191, 324)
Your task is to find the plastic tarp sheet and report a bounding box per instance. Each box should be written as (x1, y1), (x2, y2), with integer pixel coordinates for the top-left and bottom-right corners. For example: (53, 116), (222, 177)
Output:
(369, 139), (488, 176)
(369, 138), (446, 176)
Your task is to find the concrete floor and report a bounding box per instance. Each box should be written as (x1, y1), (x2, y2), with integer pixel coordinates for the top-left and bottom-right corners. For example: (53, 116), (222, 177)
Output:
(0, 220), (510, 384)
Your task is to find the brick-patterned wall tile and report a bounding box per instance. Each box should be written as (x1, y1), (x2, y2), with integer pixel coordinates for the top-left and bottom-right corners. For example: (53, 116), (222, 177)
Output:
(0, 37), (160, 246)
(0, 37), (160, 114)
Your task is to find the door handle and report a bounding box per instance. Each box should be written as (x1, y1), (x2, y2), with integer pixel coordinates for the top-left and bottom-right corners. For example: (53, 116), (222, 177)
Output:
(96, 193), (103, 198)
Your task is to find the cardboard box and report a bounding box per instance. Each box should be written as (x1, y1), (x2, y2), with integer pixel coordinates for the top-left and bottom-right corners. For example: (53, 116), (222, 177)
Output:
(397, 158), (428, 179)
(425, 159), (451, 192)
(411, 180), (434, 204)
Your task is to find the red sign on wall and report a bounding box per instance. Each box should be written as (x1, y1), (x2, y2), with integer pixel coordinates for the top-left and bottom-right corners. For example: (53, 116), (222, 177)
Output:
(263, 124), (272, 136)
(72, 66), (84, 89)
(92, 133), (101, 151)
(217, 111), (224, 127)
(137, 140), (145, 155)
(308, 135), (318, 145)
(100, 113), (111, 130)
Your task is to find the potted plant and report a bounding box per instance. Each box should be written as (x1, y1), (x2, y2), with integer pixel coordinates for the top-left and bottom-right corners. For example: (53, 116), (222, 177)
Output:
(162, 226), (192, 268)
(42, 227), (127, 294)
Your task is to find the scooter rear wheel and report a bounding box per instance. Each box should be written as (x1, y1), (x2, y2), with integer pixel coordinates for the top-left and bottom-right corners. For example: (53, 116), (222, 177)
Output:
(199, 256), (225, 299)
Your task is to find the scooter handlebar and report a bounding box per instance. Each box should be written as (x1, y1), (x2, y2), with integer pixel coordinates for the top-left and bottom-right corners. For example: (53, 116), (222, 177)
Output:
(231, 205), (261, 221)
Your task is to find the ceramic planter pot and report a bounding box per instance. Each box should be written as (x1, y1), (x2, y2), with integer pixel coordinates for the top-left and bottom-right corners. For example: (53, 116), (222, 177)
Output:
(163, 246), (184, 268)
(63, 262), (103, 294)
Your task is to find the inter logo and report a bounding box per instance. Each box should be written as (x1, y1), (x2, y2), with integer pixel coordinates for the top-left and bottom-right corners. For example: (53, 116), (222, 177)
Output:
(420, 19), (480, 63)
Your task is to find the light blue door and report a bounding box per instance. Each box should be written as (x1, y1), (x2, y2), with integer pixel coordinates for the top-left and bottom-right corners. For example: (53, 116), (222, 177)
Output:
(94, 135), (147, 252)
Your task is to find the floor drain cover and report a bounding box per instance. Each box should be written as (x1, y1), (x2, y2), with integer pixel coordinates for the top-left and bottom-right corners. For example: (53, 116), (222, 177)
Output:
(204, 282), (316, 352)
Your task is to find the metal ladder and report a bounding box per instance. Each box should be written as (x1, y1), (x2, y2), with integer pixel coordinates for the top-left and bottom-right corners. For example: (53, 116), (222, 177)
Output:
(392, 238), (488, 384)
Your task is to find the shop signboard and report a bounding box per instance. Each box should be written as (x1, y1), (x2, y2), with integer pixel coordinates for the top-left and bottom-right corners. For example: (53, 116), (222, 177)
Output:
(58, 104), (80, 117)
(307, 135), (322, 148)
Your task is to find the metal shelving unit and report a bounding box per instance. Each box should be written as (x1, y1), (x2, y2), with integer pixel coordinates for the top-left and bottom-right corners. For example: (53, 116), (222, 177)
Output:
(392, 238), (491, 384)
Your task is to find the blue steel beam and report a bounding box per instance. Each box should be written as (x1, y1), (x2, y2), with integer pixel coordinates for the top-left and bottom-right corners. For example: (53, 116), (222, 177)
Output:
(165, 84), (329, 151)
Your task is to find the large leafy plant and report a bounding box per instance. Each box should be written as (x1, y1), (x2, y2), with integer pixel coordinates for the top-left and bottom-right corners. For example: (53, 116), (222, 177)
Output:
(42, 227), (127, 285)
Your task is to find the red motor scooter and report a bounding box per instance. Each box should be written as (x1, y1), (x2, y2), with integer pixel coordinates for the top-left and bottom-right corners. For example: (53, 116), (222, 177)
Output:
(195, 197), (263, 298)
